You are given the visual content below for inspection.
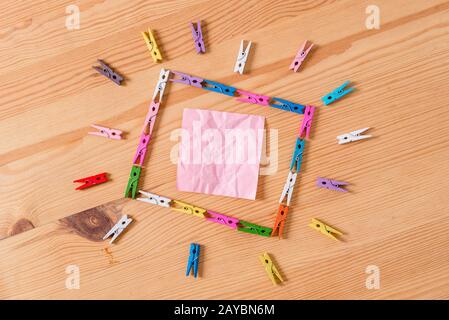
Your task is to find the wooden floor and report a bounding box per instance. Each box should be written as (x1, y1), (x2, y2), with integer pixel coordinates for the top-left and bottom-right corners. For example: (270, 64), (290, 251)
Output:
(1, 0), (449, 299)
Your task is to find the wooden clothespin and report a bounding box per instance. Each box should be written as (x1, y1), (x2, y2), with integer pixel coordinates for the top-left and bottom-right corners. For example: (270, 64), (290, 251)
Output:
(259, 253), (283, 285)
(308, 218), (343, 241)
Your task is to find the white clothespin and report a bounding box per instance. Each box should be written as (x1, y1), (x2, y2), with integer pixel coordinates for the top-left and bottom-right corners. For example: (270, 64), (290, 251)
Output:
(233, 40), (252, 74)
(103, 215), (133, 244)
(137, 190), (172, 207)
(337, 127), (372, 144)
(279, 171), (297, 206)
(152, 68), (170, 103)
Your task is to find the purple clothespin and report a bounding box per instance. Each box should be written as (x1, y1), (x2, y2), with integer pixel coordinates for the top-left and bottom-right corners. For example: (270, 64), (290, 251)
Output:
(316, 177), (349, 192)
(299, 105), (315, 139)
(289, 40), (313, 72)
(190, 20), (205, 53)
(236, 90), (270, 106)
(92, 60), (123, 85)
(169, 71), (204, 88)
(88, 124), (123, 140)
(206, 210), (240, 229)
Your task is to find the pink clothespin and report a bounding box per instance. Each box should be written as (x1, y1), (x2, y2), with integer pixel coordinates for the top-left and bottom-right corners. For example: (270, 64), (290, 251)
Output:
(132, 132), (151, 166)
(142, 101), (161, 135)
(236, 90), (270, 106)
(206, 210), (240, 229)
(88, 124), (123, 140)
(289, 40), (314, 72)
(299, 105), (315, 139)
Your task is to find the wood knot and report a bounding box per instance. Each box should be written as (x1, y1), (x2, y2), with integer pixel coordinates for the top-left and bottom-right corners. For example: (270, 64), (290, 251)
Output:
(60, 207), (115, 242)
(8, 218), (35, 236)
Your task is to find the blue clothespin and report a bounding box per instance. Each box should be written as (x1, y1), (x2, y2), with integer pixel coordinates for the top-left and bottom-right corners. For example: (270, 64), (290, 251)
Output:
(321, 81), (354, 105)
(202, 79), (237, 97)
(270, 97), (305, 115)
(290, 137), (306, 172)
(186, 243), (200, 278)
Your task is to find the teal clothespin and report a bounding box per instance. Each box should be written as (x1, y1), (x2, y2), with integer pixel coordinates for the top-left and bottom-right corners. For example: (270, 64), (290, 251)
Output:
(237, 220), (272, 237)
(321, 81), (354, 105)
(269, 97), (305, 115)
(290, 137), (305, 172)
(124, 165), (142, 199)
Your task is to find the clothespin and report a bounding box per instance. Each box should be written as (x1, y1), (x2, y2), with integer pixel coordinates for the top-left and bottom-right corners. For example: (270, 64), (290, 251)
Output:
(202, 80), (237, 97)
(290, 137), (306, 173)
(269, 97), (305, 115)
(152, 68), (170, 103)
(73, 172), (108, 190)
(271, 204), (289, 239)
(190, 21), (205, 53)
(279, 171), (297, 206)
(92, 60), (123, 85)
(289, 40), (314, 72)
(142, 28), (162, 63)
(234, 40), (252, 74)
(169, 71), (204, 88)
(186, 243), (201, 278)
(337, 127), (372, 144)
(321, 81), (354, 105)
(259, 253), (283, 285)
(102, 215), (133, 244)
(171, 200), (206, 218)
(142, 100), (161, 135)
(316, 177), (349, 192)
(205, 210), (240, 229)
(137, 190), (172, 207)
(308, 218), (343, 241)
(132, 132), (151, 166)
(298, 105), (315, 139)
(237, 220), (272, 237)
(124, 165), (142, 199)
(236, 90), (270, 106)
(88, 124), (123, 140)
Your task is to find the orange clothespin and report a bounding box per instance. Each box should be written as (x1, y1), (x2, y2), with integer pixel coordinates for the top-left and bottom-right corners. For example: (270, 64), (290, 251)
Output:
(271, 204), (289, 238)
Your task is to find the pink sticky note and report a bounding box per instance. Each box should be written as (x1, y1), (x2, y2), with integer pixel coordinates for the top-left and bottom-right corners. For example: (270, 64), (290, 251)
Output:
(177, 108), (265, 200)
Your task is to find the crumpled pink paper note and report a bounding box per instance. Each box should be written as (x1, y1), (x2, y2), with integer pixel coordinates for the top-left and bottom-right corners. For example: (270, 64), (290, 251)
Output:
(177, 108), (265, 200)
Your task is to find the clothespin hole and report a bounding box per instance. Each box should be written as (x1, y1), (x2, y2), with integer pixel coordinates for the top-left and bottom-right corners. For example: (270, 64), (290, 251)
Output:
(239, 63), (242, 67)
(293, 107), (298, 110)
(112, 75), (116, 79)
(297, 144), (301, 149)
(265, 259), (269, 264)
(316, 224), (320, 228)
(322, 181), (326, 185)
(294, 61), (299, 66)
(281, 211), (284, 215)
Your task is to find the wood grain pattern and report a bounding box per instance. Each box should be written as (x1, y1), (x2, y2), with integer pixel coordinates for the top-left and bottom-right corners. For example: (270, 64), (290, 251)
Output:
(1, 0), (449, 299)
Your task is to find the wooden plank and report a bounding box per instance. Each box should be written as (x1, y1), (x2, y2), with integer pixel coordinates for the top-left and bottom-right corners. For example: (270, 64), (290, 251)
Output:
(1, 0), (449, 298)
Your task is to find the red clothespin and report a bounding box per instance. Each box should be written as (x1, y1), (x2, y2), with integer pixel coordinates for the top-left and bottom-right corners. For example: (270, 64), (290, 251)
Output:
(299, 105), (315, 139)
(271, 204), (289, 238)
(73, 173), (108, 190)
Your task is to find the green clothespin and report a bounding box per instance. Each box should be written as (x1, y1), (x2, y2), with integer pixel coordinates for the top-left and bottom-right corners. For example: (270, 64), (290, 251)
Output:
(237, 220), (272, 237)
(124, 165), (142, 199)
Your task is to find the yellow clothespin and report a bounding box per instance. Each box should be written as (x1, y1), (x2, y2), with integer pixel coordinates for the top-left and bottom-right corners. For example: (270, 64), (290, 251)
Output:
(259, 253), (283, 285)
(171, 200), (206, 218)
(308, 218), (343, 241)
(142, 28), (162, 63)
